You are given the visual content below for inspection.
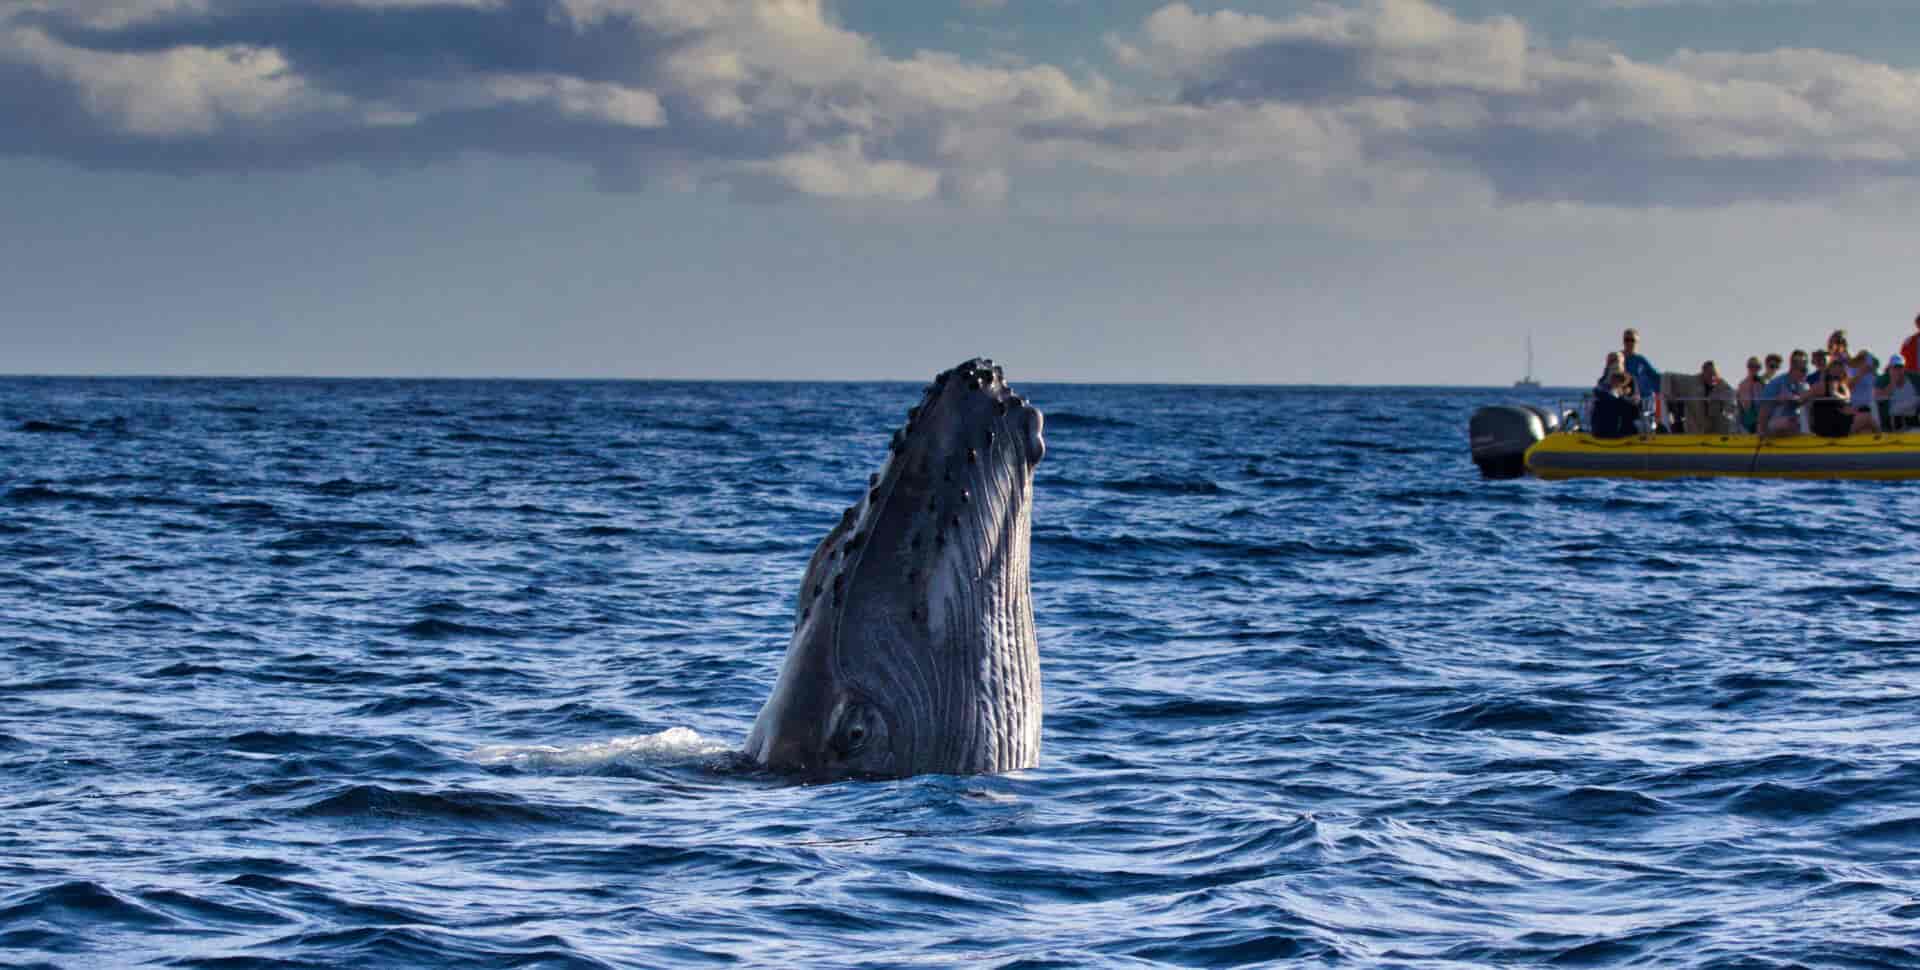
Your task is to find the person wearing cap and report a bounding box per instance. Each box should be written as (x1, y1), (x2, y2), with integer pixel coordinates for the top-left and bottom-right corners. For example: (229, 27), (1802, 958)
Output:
(1902, 314), (1920, 373)
(1736, 357), (1766, 433)
(1878, 356), (1920, 430)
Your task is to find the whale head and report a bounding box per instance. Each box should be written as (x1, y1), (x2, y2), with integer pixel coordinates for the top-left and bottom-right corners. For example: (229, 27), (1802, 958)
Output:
(745, 358), (1046, 781)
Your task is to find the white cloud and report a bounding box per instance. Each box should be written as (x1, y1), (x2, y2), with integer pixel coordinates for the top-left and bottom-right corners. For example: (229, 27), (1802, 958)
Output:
(3, 0), (1920, 217)
(485, 75), (666, 128)
(3, 25), (329, 136)
(743, 137), (944, 202)
(1104, 0), (1920, 208)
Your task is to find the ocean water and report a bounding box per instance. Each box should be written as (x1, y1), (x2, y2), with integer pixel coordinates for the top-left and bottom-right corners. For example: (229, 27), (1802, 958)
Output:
(2, 376), (1918, 969)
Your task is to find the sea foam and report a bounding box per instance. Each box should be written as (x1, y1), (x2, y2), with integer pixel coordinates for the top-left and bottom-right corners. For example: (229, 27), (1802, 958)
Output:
(471, 727), (734, 772)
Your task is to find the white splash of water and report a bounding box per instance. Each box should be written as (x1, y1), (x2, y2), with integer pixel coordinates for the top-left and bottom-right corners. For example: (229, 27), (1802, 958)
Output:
(471, 727), (735, 772)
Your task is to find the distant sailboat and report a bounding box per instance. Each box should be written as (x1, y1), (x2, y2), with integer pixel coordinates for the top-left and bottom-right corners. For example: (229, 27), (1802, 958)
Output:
(1514, 334), (1542, 389)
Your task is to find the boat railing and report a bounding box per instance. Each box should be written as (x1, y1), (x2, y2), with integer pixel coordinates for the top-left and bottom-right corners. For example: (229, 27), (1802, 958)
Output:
(1552, 392), (1920, 436)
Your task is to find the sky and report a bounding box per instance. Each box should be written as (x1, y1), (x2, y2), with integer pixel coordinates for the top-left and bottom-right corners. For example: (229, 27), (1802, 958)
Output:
(3, 0), (1919, 385)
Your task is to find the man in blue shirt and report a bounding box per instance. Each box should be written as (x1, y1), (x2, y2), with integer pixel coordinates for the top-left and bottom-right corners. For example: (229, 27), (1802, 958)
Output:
(1760, 350), (1814, 435)
(1622, 329), (1662, 429)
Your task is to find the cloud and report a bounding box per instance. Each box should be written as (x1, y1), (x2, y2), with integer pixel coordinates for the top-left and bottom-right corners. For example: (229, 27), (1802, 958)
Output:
(0, 0), (1102, 197)
(1112, 1), (1920, 206)
(3, 0), (1920, 213)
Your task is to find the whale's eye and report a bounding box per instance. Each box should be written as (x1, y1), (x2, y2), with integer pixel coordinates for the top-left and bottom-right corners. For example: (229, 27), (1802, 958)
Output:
(829, 702), (888, 766)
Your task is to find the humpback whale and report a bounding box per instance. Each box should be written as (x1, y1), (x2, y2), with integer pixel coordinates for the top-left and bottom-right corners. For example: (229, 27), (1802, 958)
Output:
(746, 359), (1046, 781)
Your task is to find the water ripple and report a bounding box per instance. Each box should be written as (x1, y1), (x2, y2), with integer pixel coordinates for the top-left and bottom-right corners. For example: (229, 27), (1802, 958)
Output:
(3, 378), (1917, 968)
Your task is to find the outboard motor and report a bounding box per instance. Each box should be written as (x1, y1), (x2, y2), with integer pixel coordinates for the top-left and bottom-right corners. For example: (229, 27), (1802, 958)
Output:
(1469, 405), (1558, 480)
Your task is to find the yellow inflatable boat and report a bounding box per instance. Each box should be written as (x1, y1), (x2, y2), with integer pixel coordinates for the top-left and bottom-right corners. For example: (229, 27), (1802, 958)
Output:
(1524, 431), (1920, 481)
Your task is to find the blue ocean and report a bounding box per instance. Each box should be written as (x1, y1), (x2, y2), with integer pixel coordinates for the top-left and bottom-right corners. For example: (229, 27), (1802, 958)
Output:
(3, 376), (1917, 969)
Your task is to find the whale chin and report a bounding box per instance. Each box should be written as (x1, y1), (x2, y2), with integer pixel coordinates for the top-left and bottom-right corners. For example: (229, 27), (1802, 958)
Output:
(746, 359), (1044, 781)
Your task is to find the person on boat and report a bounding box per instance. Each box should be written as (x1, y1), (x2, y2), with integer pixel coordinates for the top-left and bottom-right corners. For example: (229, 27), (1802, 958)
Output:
(1621, 329), (1663, 429)
(1878, 357), (1920, 430)
(1848, 351), (1881, 430)
(1591, 369), (1642, 438)
(1736, 357), (1766, 433)
(1586, 352), (1627, 430)
(1696, 361), (1738, 434)
(1809, 345), (1847, 397)
(1809, 360), (1873, 438)
(1901, 314), (1920, 372)
(1760, 351), (1814, 435)
(1827, 330), (1851, 366)
(1760, 353), (1783, 385)
(1808, 363), (1850, 437)
(1595, 351), (1624, 392)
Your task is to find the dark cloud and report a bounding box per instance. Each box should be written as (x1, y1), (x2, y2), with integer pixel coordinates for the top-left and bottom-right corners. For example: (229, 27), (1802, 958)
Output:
(29, 0), (670, 94)
(1413, 121), (1920, 207)
(1178, 38), (1374, 105)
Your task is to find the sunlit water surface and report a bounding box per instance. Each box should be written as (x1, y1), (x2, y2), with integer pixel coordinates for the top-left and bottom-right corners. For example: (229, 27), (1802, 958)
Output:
(2, 377), (1917, 968)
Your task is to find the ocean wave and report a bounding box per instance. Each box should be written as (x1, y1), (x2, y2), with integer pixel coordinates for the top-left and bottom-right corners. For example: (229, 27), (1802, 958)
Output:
(113, 599), (196, 617)
(267, 521), (419, 550)
(1423, 697), (1618, 735)
(344, 694), (471, 717)
(9, 378), (1920, 968)
(1722, 782), (1849, 820)
(150, 662), (224, 678)
(307, 478), (400, 497)
(1537, 786), (1671, 821)
(136, 888), (292, 928)
(1842, 816), (1920, 845)
(289, 784), (586, 827)
(0, 881), (175, 928)
(392, 618), (510, 640)
(446, 431), (541, 446)
(1040, 411), (1136, 429)
(1102, 475), (1227, 496)
(3, 485), (113, 505)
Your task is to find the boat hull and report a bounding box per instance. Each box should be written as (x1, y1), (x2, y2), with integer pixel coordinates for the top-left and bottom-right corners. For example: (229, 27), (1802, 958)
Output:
(1525, 432), (1920, 480)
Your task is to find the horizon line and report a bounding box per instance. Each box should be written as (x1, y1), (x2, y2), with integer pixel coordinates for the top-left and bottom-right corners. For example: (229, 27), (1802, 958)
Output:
(0, 372), (1582, 390)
